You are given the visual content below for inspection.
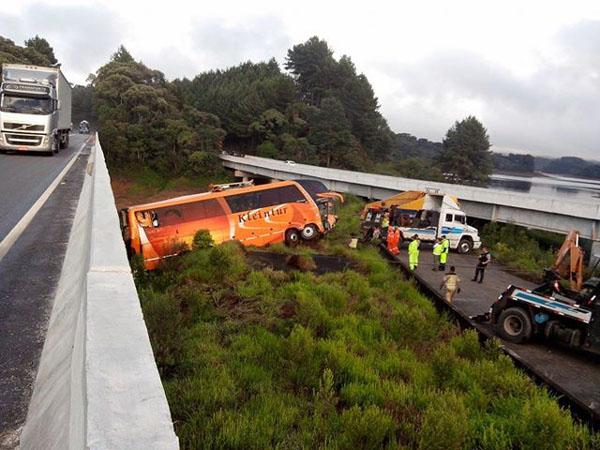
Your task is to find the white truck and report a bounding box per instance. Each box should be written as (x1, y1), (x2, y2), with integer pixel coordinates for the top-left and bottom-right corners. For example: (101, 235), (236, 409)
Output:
(362, 190), (482, 253)
(0, 64), (72, 154)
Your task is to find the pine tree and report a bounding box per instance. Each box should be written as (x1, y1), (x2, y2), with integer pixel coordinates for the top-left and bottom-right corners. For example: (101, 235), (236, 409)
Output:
(439, 116), (491, 184)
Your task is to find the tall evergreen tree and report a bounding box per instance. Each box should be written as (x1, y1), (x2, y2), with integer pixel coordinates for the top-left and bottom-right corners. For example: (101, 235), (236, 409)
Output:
(24, 35), (57, 64)
(438, 116), (491, 184)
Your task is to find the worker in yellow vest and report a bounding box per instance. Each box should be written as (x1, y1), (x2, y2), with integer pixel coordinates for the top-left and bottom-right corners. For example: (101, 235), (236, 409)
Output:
(408, 234), (420, 271)
(439, 235), (450, 271)
(432, 238), (443, 271)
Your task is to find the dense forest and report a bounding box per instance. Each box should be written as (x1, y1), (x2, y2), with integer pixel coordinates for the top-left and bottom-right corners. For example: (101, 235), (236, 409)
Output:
(2, 34), (597, 182)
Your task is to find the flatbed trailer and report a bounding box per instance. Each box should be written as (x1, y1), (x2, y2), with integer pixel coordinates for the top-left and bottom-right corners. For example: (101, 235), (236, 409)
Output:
(481, 279), (600, 355)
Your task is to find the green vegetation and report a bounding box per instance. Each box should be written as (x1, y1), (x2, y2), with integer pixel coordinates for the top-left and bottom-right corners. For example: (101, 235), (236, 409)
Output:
(0, 35), (57, 68)
(481, 222), (558, 279)
(439, 116), (492, 185)
(137, 199), (596, 449)
(91, 46), (226, 176)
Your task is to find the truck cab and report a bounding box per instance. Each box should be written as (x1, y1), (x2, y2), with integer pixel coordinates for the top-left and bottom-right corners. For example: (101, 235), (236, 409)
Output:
(362, 191), (481, 253)
(0, 64), (71, 154)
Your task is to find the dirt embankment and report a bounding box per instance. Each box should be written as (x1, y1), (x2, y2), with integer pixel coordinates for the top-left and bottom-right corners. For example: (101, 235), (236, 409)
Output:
(110, 177), (202, 211)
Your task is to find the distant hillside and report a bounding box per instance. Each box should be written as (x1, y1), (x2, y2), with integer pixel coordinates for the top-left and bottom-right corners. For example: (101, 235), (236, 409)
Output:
(390, 132), (442, 161)
(492, 153), (535, 174)
(536, 156), (600, 180)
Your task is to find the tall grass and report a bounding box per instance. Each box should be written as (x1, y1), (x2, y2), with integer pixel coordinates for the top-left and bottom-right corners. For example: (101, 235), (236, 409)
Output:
(481, 222), (557, 279)
(136, 199), (596, 449)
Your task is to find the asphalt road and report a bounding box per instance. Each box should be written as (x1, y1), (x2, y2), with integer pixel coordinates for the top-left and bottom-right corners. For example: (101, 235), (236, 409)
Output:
(395, 247), (600, 422)
(0, 134), (88, 242)
(0, 135), (91, 447)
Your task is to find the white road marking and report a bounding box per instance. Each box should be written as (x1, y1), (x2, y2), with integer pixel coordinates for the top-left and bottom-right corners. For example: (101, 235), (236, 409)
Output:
(0, 138), (90, 262)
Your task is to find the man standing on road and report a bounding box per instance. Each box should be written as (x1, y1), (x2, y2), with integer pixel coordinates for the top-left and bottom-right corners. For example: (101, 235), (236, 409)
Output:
(441, 266), (461, 303)
(439, 235), (450, 271)
(408, 234), (420, 271)
(432, 238), (442, 271)
(472, 246), (491, 283)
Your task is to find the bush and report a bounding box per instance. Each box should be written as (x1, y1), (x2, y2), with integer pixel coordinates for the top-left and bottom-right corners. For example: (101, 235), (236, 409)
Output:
(256, 141), (279, 158)
(136, 196), (596, 448)
(192, 229), (213, 250)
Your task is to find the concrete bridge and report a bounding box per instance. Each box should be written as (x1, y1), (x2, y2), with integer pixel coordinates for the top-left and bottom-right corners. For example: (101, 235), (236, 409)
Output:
(0, 135), (177, 449)
(220, 154), (600, 263)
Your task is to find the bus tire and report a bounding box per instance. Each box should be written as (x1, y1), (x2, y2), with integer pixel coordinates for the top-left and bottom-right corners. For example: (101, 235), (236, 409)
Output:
(457, 237), (472, 254)
(285, 228), (300, 246)
(497, 307), (532, 343)
(300, 224), (318, 241)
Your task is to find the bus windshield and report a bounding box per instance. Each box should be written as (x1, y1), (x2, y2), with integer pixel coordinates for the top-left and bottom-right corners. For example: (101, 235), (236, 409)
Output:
(0, 94), (53, 114)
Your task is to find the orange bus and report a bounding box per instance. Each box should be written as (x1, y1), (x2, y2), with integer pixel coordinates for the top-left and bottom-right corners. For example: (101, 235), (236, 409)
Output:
(119, 179), (343, 269)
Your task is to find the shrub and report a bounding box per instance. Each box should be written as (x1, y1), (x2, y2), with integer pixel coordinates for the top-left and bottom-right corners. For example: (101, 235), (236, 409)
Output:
(339, 405), (396, 449)
(417, 392), (470, 450)
(192, 229), (213, 250)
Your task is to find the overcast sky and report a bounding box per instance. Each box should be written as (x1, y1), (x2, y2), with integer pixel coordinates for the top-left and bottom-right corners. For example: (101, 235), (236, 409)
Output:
(2, 0), (599, 159)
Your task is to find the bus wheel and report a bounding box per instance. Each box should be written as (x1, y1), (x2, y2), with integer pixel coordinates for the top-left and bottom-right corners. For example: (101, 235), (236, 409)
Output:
(497, 307), (532, 343)
(300, 224), (318, 241)
(285, 228), (300, 246)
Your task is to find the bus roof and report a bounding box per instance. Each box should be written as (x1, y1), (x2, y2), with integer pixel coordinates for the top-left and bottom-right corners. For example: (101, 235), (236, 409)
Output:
(126, 179), (306, 211)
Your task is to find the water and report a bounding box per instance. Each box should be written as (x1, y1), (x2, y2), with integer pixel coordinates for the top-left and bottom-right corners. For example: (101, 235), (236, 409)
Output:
(488, 173), (600, 202)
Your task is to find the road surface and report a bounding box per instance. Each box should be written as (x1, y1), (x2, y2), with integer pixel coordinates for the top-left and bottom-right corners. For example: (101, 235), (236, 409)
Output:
(0, 134), (92, 447)
(393, 247), (600, 422)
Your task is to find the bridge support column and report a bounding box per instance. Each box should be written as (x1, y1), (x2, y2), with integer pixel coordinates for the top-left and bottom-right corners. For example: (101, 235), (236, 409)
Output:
(591, 221), (600, 269)
(491, 204), (499, 222)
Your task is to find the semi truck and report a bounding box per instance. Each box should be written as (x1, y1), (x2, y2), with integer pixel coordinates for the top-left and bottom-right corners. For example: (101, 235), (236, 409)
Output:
(361, 190), (482, 253)
(0, 63), (72, 154)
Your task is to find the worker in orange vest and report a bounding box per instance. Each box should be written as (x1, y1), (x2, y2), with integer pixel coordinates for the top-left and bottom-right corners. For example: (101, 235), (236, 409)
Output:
(387, 226), (400, 256)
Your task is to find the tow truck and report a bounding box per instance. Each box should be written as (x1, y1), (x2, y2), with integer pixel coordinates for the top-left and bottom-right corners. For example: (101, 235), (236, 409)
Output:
(476, 230), (600, 355)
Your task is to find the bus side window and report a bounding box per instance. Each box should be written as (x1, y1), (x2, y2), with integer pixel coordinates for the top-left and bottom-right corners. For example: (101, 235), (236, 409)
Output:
(226, 192), (260, 213)
(184, 199), (226, 220)
(155, 207), (184, 227)
(445, 213), (453, 222)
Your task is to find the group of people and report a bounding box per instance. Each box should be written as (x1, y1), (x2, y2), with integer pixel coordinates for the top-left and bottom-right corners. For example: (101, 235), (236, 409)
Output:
(357, 209), (494, 304)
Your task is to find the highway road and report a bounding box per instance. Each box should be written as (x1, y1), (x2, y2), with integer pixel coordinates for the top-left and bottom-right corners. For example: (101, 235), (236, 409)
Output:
(0, 134), (88, 242)
(0, 134), (92, 447)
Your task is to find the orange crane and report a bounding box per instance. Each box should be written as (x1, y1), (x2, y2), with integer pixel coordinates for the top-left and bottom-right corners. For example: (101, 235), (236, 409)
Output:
(550, 230), (584, 292)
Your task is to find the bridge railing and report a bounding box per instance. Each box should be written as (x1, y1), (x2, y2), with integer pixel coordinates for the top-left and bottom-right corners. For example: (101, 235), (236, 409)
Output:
(20, 135), (178, 449)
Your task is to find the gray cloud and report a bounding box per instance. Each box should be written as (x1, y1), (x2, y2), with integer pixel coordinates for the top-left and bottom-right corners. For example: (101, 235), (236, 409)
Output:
(190, 15), (292, 69)
(377, 20), (600, 158)
(0, 2), (124, 83)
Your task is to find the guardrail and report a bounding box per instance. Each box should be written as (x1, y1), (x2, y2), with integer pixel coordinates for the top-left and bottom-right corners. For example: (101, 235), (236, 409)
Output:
(20, 135), (178, 449)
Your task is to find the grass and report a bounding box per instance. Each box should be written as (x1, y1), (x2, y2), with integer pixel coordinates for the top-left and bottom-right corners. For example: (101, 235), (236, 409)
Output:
(136, 196), (597, 449)
(481, 222), (559, 281)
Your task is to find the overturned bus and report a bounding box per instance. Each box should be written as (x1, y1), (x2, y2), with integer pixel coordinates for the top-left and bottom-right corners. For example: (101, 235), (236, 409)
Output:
(120, 179), (343, 269)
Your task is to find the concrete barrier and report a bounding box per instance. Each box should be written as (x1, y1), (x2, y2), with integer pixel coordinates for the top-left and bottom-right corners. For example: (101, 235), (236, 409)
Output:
(20, 136), (178, 449)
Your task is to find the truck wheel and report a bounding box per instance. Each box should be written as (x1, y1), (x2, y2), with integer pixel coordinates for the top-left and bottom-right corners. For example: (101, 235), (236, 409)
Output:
(285, 228), (300, 246)
(497, 307), (532, 343)
(52, 136), (60, 154)
(300, 224), (318, 241)
(458, 238), (472, 254)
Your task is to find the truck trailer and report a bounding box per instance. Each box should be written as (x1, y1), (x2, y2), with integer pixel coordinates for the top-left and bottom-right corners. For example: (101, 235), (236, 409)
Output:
(0, 63), (72, 154)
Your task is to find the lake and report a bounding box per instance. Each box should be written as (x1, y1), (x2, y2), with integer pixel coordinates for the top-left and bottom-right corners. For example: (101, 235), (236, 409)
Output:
(488, 173), (600, 202)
